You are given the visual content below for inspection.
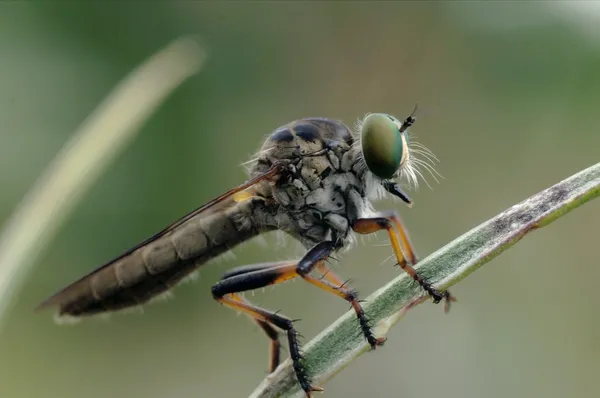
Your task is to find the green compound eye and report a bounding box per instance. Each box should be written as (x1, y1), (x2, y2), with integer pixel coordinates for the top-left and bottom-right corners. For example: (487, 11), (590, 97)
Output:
(360, 113), (407, 179)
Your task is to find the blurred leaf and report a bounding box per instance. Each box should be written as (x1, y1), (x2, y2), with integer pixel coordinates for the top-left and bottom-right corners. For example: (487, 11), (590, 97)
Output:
(0, 37), (206, 331)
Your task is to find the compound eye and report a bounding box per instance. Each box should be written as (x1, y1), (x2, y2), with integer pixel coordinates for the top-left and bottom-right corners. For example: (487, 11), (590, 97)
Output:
(360, 113), (404, 179)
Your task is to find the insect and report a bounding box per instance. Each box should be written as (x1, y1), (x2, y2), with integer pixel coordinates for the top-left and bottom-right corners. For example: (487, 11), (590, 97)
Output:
(37, 110), (455, 397)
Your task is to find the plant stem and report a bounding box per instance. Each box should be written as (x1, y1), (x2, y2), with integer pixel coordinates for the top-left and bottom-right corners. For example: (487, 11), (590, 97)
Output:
(249, 161), (600, 398)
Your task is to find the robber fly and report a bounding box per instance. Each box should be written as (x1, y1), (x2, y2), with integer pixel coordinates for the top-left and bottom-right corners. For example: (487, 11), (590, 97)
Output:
(37, 110), (454, 397)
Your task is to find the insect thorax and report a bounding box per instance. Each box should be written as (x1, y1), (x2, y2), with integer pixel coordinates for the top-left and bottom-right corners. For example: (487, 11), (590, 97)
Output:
(249, 118), (374, 248)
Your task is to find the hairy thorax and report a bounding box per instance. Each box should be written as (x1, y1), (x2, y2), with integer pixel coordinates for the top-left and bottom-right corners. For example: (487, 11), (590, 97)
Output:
(249, 118), (374, 248)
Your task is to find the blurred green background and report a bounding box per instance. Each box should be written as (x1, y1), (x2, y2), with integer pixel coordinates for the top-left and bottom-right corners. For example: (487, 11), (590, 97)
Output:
(1, 2), (599, 398)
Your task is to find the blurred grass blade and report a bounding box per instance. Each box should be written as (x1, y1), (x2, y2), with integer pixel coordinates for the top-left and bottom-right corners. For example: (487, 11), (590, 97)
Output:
(250, 161), (600, 398)
(0, 37), (207, 331)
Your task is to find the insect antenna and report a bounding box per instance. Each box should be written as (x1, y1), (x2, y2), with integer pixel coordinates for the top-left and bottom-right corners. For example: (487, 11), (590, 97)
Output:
(399, 103), (418, 133)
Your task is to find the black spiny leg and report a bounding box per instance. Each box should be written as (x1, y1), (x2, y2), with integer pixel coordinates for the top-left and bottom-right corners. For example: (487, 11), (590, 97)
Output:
(352, 210), (456, 312)
(211, 242), (384, 396)
(212, 260), (321, 397)
(298, 241), (386, 349)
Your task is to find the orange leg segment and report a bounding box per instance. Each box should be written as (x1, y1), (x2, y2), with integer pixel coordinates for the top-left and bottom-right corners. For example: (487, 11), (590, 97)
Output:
(227, 293), (281, 373)
(306, 264), (386, 347)
(352, 210), (456, 312)
(211, 241), (384, 397)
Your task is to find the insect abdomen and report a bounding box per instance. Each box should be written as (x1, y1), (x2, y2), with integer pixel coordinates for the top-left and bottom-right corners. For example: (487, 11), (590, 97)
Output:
(38, 200), (264, 317)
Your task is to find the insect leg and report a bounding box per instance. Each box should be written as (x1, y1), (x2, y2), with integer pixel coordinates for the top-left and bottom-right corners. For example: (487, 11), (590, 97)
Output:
(212, 241), (385, 395)
(212, 261), (322, 397)
(296, 241), (385, 348)
(352, 210), (456, 312)
(312, 262), (387, 347)
(218, 261), (298, 373)
(227, 293), (281, 373)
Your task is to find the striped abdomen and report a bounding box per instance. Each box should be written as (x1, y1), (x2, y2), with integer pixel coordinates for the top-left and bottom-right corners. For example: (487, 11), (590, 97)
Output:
(37, 197), (270, 317)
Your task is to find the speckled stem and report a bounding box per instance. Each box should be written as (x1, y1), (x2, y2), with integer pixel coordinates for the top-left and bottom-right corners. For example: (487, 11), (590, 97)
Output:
(249, 161), (600, 398)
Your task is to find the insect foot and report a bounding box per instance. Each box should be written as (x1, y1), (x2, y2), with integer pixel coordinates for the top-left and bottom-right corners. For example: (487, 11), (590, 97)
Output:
(422, 281), (457, 313)
(287, 327), (323, 397)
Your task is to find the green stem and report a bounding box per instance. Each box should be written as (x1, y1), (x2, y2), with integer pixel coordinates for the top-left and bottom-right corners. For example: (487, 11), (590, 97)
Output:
(249, 161), (600, 398)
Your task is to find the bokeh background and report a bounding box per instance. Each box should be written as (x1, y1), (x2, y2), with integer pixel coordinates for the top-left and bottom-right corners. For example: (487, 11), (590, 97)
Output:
(1, 2), (599, 398)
